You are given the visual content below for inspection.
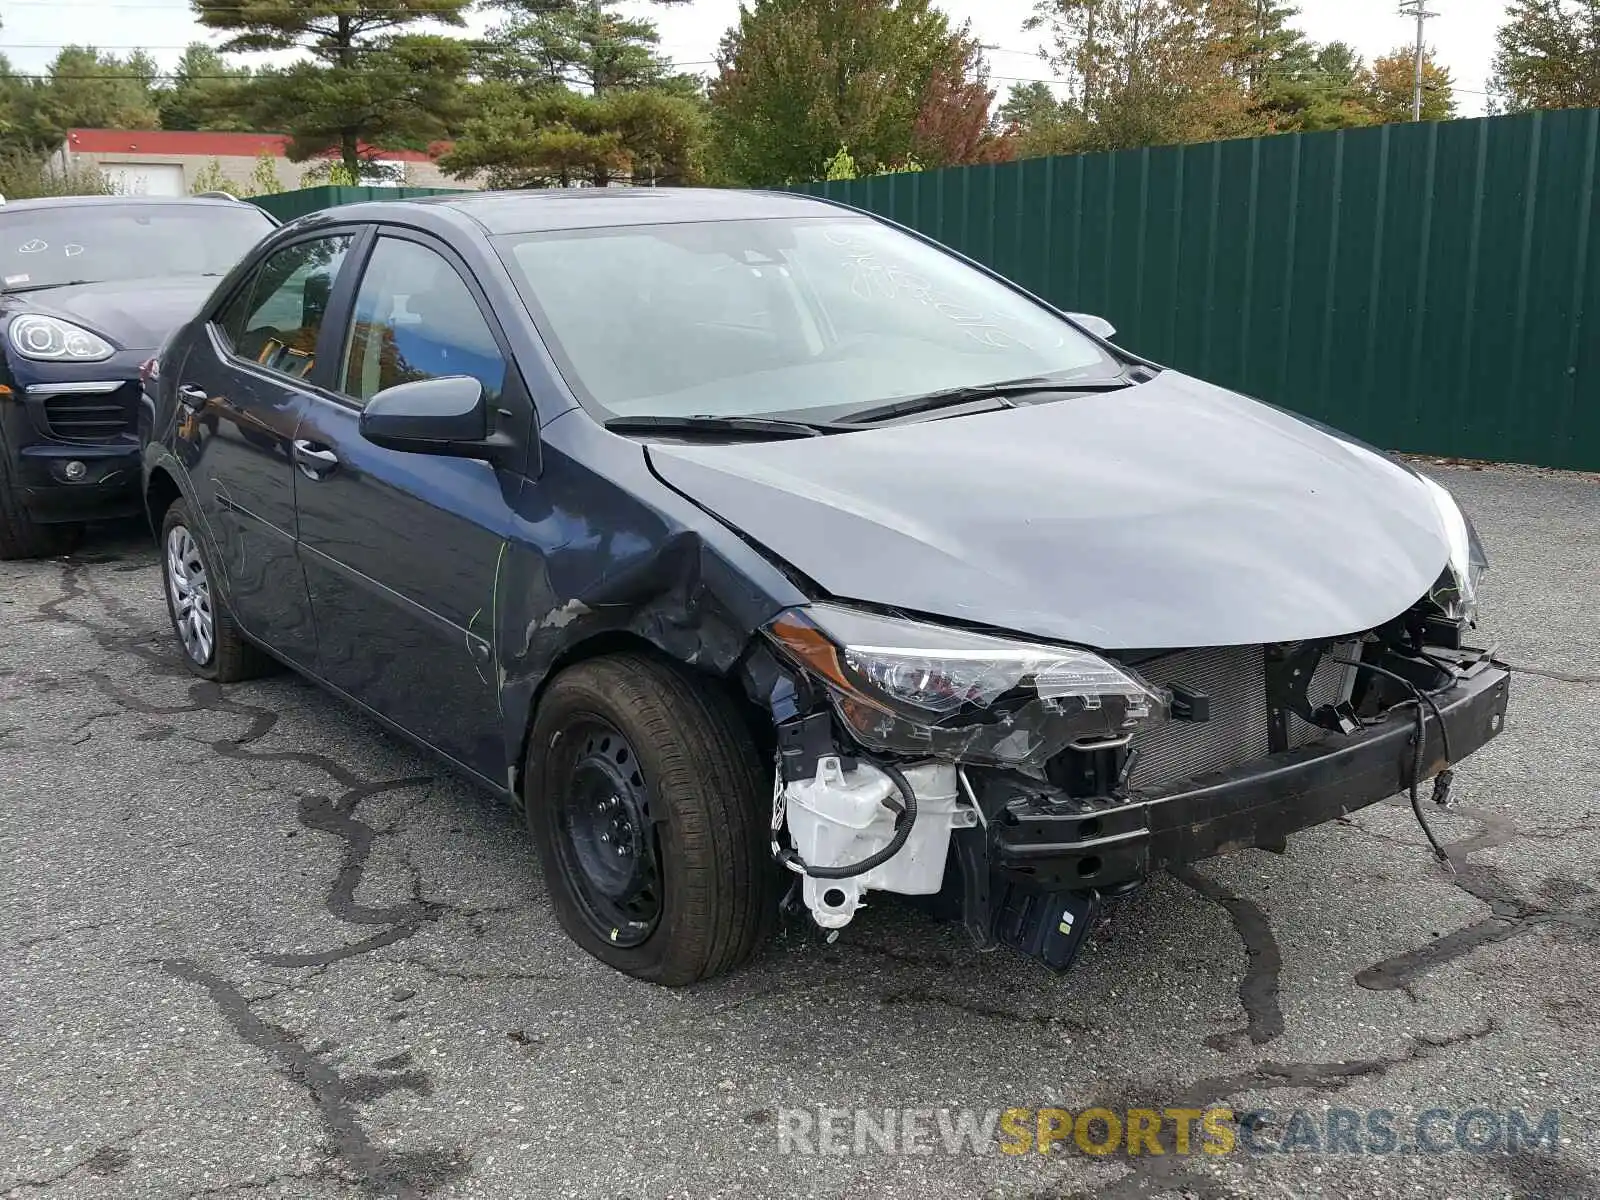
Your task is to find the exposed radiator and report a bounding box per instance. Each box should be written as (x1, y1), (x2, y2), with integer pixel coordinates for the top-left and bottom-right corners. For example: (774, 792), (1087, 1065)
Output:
(1126, 641), (1361, 792)
(1288, 641), (1362, 748)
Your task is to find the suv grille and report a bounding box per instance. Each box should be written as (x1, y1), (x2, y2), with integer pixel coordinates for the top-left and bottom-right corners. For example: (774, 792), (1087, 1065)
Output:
(1128, 641), (1361, 792)
(42, 386), (136, 442)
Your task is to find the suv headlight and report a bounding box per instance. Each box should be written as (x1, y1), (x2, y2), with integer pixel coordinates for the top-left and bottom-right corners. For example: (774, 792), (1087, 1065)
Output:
(9, 314), (114, 362)
(1420, 475), (1488, 624)
(765, 603), (1168, 768)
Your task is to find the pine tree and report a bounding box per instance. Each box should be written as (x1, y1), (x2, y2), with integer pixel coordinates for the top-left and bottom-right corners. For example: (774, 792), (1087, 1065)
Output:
(710, 0), (1000, 185)
(194, 0), (472, 181)
(439, 82), (706, 187)
(158, 44), (253, 132)
(482, 0), (672, 94)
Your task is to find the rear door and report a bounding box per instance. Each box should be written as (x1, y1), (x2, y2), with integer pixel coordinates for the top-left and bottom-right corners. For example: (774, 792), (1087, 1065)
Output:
(176, 230), (359, 667)
(291, 228), (530, 781)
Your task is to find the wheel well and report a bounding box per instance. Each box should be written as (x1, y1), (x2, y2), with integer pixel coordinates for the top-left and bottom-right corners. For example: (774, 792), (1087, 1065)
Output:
(510, 631), (774, 803)
(144, 468), (181, 534)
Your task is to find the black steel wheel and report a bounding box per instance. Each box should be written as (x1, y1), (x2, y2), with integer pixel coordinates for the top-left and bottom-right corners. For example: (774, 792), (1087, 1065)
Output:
(553, 719), (664, 947)
(524, 653), (777, 985)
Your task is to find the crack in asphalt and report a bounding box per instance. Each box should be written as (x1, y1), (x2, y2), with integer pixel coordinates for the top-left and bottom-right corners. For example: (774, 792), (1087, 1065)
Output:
(1090, 1020), (1500, 1200)
(254, 779), (439, 968)
(184, 1163), (360, 1199)
(1355, 806), (1600, 990)
(119, 677), (446, 969)
(1503, 660), (1600, 685)
(161, 961), (468, 1200)
(30, 556), (474, 1194)
(0, 1128), (145, 1194)
(877, 985), (1092, 1031)
(12, 917), (127, 952)
(1170, 865), (1285, 1050)
(38, 560), (192, 678)
(376, 956), (564, 984)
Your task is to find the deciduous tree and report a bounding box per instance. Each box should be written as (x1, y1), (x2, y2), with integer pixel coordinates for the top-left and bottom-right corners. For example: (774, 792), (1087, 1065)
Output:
(1026, 0), (1258, 151)
(1491, 0), (1600, 111)
(1364, 45), (1455, 122)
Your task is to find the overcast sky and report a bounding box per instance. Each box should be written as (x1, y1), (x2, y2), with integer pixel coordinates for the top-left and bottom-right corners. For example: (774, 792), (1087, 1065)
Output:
(2, 0), (1509, 116)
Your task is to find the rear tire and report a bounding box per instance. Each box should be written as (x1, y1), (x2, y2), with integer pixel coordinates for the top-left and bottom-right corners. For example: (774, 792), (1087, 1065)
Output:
(524, 654), (776, 985)
(0, 453), (82, 561)
(159, 499), (273, 682)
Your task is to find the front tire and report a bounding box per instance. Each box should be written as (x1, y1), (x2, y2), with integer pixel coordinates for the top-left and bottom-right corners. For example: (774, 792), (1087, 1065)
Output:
(524, 654), (776, 985)
(0, 452), (82, 561)
(159, 499), (272, 681)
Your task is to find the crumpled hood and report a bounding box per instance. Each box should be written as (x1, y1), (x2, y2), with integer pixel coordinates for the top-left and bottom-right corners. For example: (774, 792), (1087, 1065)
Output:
(3, 275), (220, 353)
(646, 371), (1454, 650)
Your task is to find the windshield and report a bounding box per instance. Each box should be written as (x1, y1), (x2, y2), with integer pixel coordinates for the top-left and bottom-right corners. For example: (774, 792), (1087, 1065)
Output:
(0, 203), (273, 292)
(496, 216), (1121, 420)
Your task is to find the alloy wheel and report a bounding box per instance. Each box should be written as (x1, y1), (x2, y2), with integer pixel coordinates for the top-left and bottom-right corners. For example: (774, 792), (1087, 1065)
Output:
(165, 523), (215, 666)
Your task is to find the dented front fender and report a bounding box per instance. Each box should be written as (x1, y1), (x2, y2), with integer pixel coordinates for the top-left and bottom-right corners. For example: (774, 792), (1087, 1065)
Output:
(491, 409), (808, 799)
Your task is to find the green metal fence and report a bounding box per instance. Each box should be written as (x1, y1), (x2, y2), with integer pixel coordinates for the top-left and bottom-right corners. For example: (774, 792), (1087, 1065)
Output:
(250, 185), (469, 224)
(797, 108), (1600, 472)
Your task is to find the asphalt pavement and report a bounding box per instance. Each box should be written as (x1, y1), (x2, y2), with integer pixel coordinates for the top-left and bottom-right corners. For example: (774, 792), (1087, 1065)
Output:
(1, 463), (1597, 1199)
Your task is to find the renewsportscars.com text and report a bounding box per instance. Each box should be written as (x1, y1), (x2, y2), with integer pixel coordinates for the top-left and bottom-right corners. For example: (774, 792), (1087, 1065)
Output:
(775, 1106), (1562, 1157)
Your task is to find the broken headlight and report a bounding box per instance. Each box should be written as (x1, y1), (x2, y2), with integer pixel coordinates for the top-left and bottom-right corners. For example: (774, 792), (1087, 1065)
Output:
(1420, 475), (1488, 624)
(764, 603), (1168, 769)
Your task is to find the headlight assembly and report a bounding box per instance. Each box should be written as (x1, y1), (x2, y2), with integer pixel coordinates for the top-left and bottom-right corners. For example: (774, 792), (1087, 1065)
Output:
(8, 314), (114, 362)
(1419, 475), (1488, 624)
(764, 603), (1168, 768)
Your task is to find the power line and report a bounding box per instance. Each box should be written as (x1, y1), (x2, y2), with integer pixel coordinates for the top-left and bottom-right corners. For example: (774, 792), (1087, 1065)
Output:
(0, 41), (493, 52)
(4, 0), (474, 7)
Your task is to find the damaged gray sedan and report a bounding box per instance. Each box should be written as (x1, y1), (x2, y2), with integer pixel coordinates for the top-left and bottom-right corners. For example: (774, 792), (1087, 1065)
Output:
(140, 189), (1510, 984)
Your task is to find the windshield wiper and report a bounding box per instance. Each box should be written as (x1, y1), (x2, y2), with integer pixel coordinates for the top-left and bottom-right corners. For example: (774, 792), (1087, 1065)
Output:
(603, 414), (851, 440)
(841, 370), (1151, 425)
(2, 279), (98, 294)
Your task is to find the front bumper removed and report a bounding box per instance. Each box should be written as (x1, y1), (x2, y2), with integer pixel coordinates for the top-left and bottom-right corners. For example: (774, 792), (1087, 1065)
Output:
(958, 649), (1510, 968)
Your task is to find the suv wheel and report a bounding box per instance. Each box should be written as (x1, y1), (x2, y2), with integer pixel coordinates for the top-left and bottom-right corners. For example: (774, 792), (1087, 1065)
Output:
(159, 499), (272, 681)
(524, 654), (776, 985)
(0, 453), (82, 560)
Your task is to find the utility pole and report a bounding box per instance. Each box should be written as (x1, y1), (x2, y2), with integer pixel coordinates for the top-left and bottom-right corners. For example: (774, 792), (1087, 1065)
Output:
(1398, 0), (1438, 121)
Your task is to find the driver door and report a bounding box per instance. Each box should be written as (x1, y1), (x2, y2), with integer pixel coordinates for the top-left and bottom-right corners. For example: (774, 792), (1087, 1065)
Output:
(291, 229), (532, 784)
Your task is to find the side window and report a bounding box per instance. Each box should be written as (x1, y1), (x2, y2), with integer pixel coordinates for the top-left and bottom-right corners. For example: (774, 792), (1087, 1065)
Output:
(339, 237), (507, 407)
(216, 234), (354, 381)
(213, 275), (259, 350)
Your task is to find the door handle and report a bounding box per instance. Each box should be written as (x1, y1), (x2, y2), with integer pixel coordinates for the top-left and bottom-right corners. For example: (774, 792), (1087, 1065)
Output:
(177, 384), (208, 412)
(292, 439), (340, 479)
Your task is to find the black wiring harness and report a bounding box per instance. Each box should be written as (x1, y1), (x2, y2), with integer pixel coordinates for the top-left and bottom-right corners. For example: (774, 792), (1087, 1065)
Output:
(1331, 656), (1457, 867)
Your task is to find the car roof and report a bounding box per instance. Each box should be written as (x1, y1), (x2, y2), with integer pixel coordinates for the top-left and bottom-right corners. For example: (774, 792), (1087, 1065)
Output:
(0, 194), (259, 214)
(322, 187), (849, 236)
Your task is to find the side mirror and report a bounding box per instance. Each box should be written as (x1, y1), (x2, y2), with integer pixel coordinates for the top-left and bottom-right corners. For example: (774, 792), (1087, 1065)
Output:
(360, 375), (510, 464)
(1066, 312), (1116, 341)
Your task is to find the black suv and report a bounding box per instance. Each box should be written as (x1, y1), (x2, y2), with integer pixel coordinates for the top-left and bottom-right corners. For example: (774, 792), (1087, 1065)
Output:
(0, 194), (275, 558)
